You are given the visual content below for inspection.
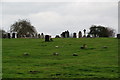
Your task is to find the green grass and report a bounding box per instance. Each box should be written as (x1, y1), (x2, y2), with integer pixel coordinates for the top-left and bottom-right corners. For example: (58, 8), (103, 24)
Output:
(0, 39), (2, 79)
(2, 38), (119, 78)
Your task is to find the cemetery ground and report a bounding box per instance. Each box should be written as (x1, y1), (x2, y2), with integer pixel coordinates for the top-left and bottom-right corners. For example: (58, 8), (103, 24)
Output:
(2, 38), (119, 78)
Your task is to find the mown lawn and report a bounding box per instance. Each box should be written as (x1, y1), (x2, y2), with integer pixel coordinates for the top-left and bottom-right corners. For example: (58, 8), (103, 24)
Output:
(2, 38), (119, 78)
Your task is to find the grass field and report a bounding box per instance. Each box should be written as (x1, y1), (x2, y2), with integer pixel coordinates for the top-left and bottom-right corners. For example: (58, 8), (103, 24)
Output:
(2, 38), (119, 78)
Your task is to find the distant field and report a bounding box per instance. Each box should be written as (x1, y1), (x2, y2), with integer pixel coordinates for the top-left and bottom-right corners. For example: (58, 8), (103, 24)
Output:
(2, 38), (119, 78)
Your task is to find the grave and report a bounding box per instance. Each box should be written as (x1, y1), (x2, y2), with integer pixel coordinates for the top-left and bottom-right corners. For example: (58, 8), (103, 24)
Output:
(81, 44), (87, 49)
(45, 35), (50, 42)
(73, 53), (78, 56)
(61, 32), (65, 38)
(102, 46), (108, 49)
(73, 33), (77, 38)
(23, 52), (29, 56)
(38, 34), (41, 38)
(8, 33), (11, 39)
(61, 30), (69, 38)
(12, 33), (15, 38)
(41, 33), (44, 39)
(83, 29), (86, 37)
(78, 31), (82, 38)
(29, 70), (40, 74)
(117, 34), (120, 39)
(87, 34), (90, 38)
(55, 35), (60, 38)
(53, 52), (59, 56)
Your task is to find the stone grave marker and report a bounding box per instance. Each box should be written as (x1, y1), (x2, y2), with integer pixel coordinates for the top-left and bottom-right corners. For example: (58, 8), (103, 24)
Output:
(73, 33), (77, 38)
(117, 34), (120, 39)
(45, 35), (50, 42)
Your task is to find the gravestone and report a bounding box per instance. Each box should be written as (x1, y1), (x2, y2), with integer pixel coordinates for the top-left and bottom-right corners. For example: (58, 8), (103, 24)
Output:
(83, 29), (86, 37)
(73, 33), (77, 38)
(61, 30), (69, 38)
(117, 34), (120, 39)
(12, 33), (15, 38)
(81, 44), (87, 49)
(41, 33), (44, 39)
(83, 35), (86, 37)
(61, 32), (65, 38)
(55, 35), (60, 38)
(87, 34), (90, 38)
(8, 33), (11, 39)
(35, 33), (38, 38)
(73, 53), (78, 56)
(38, 34), (41, 38)
(66, 30), (69, 38)
(65, 31), (68, 38)
(78, 31), (82, 38)
(45, 35), (50, 42)
(23, 52), (29, 56)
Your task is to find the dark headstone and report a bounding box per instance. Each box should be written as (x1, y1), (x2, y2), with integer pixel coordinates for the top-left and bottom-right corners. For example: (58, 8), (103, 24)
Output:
(65, 31), (67, 38)
(55, 35), (60, 38)
(83, 35), (86, 37)
(117, 34), (120, 39)
(38, 34), (41, 38)
(83, 29), (86, 37)
(73, 33), (77, 38)
(78, 31), (82, 38)
(26, 34), (30, 37)
(12, 33), (15, 38)
(61, 30), (69, 38)
(45, 35), (50, 42)
(8, 33), (11, 39)
(61, 32), (65, 38)
(83, 29), (86, 34)
(87, 34), (90, 38)
(66, 30), (69, 38)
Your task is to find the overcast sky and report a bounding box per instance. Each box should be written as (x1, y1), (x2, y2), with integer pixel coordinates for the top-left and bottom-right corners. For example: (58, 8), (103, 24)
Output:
(1, 0), (119, 37)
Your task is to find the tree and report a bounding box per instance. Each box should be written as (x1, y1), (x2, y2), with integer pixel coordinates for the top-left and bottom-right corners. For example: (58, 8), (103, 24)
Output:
(88, 25), (115, 37)
(10, 19), (37, 38)
(89, 25), (98, 37)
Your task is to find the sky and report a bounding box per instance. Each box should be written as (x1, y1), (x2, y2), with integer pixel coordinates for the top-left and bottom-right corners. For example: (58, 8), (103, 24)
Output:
(0, 0), (119, 37)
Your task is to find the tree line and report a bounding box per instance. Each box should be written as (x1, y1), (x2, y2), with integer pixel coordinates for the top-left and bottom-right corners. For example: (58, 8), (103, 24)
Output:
(0, 19), (116, 38)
